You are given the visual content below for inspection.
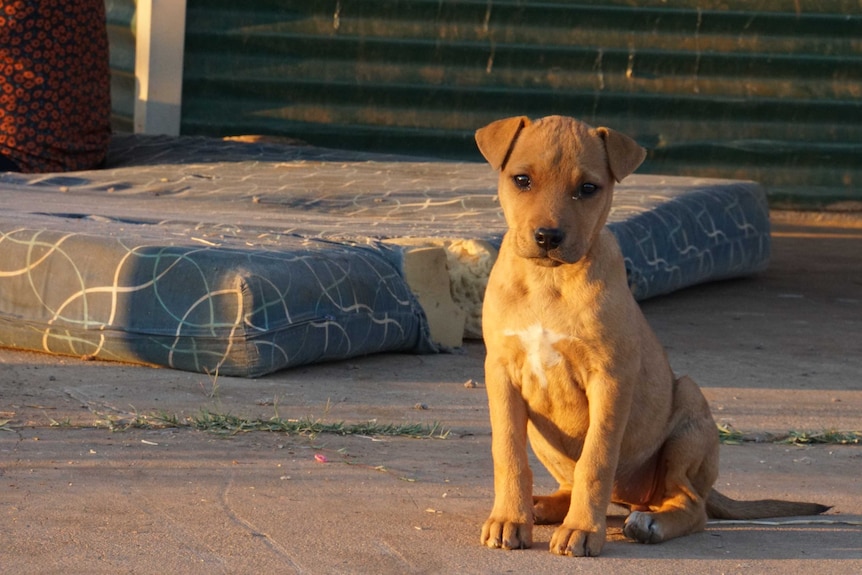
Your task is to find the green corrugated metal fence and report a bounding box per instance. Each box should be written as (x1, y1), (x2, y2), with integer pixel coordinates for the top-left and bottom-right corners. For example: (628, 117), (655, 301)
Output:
(118, 1), (862, 207)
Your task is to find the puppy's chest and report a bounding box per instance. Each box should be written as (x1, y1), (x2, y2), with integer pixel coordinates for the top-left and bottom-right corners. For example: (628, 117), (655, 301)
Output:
(487, 264), (605, 392)
(501, 322), (587, 392)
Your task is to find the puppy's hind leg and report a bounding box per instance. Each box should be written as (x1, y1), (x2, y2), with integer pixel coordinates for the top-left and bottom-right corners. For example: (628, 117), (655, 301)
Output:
(533, 489), (571, 525)
(623, 376), (720, 544)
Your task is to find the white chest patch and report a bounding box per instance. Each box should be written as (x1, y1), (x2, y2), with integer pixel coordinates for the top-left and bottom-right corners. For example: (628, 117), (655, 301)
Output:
(503, 323), (571, 388)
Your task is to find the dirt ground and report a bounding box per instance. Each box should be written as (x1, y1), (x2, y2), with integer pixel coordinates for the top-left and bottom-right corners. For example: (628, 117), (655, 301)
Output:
(1, 212), (861, 574)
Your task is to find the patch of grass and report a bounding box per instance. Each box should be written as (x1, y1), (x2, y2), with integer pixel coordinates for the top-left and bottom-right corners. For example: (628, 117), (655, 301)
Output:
(717, 423), (745, 445)
(93, 407), (449, 440)
(718, 423), (860, 446)
(97, 408), (182, 432)
(147, 411), (182, 428)
(783, 429), (861, 446)
(189, 411), (450, 439)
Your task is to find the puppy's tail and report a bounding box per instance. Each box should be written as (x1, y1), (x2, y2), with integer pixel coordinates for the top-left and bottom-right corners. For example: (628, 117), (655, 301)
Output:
(706, 489), (830, 520)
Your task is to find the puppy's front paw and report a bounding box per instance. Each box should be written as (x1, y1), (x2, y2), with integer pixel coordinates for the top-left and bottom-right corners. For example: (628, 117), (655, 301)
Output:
(480, 517), (533, 550)
(549, 524), (605, 557)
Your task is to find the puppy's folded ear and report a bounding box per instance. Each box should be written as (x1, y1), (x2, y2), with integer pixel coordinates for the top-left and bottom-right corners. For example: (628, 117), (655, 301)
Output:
(596, 127), (647, 182)
(475, 116), (531, 170)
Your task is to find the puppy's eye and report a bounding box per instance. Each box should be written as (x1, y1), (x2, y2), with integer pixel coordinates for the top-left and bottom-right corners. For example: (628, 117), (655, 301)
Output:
(574, 183), (600, 200)
(512, 174), (532, 190)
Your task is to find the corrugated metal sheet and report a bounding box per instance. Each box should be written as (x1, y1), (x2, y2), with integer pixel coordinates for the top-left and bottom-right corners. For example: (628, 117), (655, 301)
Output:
(105, 0), (136, 133)
(182, 1), (860, 205)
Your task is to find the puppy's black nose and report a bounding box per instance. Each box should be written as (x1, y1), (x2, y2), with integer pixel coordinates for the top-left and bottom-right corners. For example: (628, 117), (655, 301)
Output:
(534, 227), (564, 250)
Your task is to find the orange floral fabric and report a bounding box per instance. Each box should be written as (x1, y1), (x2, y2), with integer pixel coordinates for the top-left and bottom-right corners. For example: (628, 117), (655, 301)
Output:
(0, 0), (111, 173)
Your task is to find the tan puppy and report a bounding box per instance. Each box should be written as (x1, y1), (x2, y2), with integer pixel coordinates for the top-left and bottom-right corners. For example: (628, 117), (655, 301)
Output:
(476, 115), (828, 557)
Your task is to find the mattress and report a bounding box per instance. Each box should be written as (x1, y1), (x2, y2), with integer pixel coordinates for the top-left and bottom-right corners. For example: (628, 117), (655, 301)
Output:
(0, 134), (770, 376)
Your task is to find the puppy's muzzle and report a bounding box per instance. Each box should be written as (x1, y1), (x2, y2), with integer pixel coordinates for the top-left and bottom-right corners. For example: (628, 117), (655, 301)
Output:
(534, 227), (564, 250)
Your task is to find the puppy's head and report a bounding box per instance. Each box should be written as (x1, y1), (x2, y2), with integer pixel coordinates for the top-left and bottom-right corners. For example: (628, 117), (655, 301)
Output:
(476, 115), (645, 266)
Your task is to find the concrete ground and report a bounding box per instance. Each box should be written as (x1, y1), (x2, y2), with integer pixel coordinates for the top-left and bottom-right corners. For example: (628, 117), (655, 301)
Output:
(1, 211), (861, 574)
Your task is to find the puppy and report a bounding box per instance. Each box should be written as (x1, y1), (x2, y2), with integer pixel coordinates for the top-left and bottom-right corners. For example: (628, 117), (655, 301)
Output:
(476, 115), (828, 557)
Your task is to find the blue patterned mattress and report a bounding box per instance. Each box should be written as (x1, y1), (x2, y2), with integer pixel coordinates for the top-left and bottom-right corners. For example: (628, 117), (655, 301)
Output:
(0, 135), (770, 376)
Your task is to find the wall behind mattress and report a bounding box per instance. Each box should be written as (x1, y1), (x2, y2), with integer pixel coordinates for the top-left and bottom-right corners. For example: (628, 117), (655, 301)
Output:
(107, 1), (861, 207)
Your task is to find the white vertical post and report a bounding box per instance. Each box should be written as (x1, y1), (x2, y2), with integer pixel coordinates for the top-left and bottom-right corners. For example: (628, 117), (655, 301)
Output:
(134, 0), (187, 135)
